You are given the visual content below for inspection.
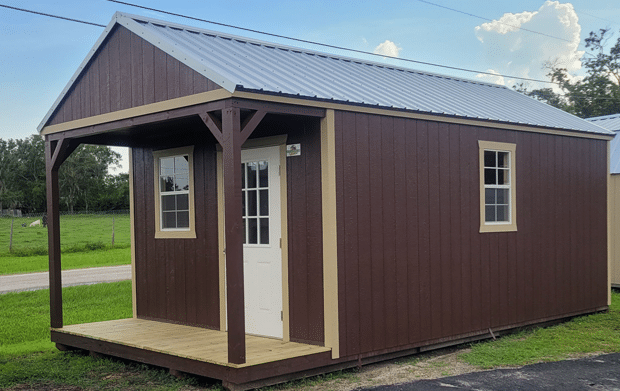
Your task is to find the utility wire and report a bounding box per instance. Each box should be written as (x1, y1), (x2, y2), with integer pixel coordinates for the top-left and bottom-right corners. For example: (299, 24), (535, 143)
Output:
(0, 0), (557, 85)
(577, 9), (620, 26)
(0, 4), (106, 27)
(107, 0), (556, 85)
(414, 0), (572, 43)
(1, 3), (615, 105)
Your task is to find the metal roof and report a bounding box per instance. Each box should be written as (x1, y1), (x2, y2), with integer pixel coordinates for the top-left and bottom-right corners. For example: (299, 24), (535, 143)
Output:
(587, 114), (620, 173)
(39, 12), (614, 136)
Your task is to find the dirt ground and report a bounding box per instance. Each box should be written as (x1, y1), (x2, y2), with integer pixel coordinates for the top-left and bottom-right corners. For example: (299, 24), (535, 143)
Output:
(278, 346), (485, 391)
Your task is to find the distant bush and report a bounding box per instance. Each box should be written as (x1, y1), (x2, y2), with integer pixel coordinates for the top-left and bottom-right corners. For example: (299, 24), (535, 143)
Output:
(2, 241), (130, 257)
(7, 246), (48, 257)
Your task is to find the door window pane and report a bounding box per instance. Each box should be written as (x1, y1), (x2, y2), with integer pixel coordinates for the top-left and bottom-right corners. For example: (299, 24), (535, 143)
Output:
(259, 161), (268, 187)
(260, 189), (269, 216)
(247, 162), (257, 188)
(260, 218), (269, 244)
(247, 190), (257, 216)
(248, 218), (258, 244)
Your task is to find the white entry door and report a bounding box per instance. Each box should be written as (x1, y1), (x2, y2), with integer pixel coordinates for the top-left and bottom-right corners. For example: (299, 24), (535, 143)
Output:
(241, 146), (283, 338)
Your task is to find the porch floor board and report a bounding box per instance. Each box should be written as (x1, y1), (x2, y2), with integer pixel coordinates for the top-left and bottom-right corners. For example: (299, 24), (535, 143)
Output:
(56, 318), (330, 368)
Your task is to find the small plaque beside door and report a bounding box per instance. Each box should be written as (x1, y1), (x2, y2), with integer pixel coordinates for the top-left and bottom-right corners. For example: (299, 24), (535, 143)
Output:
(286, 144), (301, 157)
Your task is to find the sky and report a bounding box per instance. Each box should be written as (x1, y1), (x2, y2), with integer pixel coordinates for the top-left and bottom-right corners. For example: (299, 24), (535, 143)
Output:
(1, 0), (620, 173)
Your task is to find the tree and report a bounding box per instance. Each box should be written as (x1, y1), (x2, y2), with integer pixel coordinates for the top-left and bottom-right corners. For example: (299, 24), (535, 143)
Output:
(59, 145), (121, 212)
(97, 173), (130, 210)
(516, 28), (620, 118)
(0, 135), (125, 213)
(13, 135), (47, 212)
(0, 138), (17, 211)
(0, 135), (47, 213)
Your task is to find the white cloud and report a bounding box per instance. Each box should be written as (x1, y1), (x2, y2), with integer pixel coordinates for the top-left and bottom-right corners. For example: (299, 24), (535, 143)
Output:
(476, 69), (506, 86)
(474, 1), (583, 90)
(373, 40), (401, 58)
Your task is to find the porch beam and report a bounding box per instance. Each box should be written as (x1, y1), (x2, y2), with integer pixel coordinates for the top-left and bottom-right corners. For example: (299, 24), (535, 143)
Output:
(199, 112), (224, 145)
(46, 100), (227, 142)
(45, 136), (79, 329)
(231, 98), (325, 118)
(240, 110), (267, 143)
(222, 107), (246, 364)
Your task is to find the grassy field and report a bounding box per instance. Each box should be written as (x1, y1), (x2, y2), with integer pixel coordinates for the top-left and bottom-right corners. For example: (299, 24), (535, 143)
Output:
(0, 213), (130, 257)
(0, 213), (131, 275)
(1, 284), (619, 390)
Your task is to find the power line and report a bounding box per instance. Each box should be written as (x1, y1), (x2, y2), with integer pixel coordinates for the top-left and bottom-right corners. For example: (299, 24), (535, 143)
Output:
(107, 0), (556, 85)
(0, 1), (563, 86)
(0, 4), (105, 27)
(3, 2), (615, 105)
(576, 9), (620, 27)
(415, 0), (572, 43)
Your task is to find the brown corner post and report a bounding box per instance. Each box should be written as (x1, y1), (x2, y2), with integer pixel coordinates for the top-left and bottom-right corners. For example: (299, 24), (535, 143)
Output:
(45, 136), (78, 329)
(202, 104), (265, 365)
(221, 107), (246, 364)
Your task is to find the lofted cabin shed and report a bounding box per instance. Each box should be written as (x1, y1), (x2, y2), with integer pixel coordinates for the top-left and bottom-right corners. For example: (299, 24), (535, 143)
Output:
(588, 114), (620, 287)
(41, 12), (614, 390)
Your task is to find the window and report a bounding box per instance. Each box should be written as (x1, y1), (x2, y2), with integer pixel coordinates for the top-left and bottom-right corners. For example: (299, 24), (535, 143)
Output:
(153, 146), (196, 239)
(242, 160), (270, 245)
(479, 141), (516, 233)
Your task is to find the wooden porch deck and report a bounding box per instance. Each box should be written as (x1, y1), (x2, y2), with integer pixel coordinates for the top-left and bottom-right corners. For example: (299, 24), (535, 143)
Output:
(53, 318), (331, 368)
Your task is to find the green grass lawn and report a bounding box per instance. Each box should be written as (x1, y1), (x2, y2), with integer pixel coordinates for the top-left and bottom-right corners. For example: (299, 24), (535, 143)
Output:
(1, 286), (619, 390)
(461, 291), (620, 368)
(0, 281), (133, 356)
(0, 282), (212, 390)
(0, 247), (131, 275)
(0, 213), (130, 257)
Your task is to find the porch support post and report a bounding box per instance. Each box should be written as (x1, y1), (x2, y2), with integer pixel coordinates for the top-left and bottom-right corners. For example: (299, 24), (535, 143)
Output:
(45, 136), (78, 329)
(221, 107), (246, 364)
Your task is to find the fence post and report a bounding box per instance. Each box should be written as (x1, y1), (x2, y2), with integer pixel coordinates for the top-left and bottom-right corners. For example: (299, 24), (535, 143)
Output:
(9, 218), (14, 252)
(112, 216), (115, 247)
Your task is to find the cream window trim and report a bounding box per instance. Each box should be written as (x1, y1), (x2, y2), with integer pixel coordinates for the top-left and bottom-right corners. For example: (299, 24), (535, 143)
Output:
(153, 146), (196, 239)
(479, 141), (517, 233)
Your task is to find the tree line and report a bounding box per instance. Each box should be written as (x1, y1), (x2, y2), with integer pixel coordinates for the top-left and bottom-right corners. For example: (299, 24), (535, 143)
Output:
(516, 28), (620, 118)
(0, 135), (129, 214)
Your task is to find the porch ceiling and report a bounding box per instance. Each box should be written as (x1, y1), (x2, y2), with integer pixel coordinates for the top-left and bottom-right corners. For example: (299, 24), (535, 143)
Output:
(54, 318), (330, 368)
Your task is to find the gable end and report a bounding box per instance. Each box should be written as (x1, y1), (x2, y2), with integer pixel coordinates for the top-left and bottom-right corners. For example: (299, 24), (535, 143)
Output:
(46, 25), (222, 127)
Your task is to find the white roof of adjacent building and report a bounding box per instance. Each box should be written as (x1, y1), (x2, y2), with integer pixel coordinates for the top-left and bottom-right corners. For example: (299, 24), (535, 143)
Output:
(39, 12), (613, 136)
(587, 114), (620, 173)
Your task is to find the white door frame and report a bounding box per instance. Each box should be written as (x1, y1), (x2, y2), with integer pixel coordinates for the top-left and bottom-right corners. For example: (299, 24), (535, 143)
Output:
(217, 136), (289, 341)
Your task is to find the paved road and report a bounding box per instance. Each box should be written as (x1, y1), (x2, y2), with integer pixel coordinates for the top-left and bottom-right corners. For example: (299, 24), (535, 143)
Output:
(0, 265), (131, 294)
(362, 353), (620, 391)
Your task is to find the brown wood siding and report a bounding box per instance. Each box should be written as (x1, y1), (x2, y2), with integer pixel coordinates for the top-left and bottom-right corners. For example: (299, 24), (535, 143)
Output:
(270, 117), (325, 345)
(132, 144), (220, 329)
(47, 25), (221, 126)
(334, 111), (609, 359)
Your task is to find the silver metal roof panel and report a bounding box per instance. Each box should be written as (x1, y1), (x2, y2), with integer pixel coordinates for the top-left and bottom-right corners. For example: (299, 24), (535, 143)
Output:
(587, 114), (620, 173)
(39, 12), (614, 137)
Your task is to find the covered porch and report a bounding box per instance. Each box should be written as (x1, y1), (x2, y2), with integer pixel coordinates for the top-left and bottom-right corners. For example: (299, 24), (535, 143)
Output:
(43, 94), (333, 388)
(52, 318), (331, 389)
